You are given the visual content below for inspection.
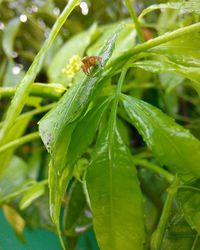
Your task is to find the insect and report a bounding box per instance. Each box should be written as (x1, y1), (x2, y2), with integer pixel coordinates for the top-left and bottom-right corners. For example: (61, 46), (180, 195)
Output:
(81, 56), (102, 75)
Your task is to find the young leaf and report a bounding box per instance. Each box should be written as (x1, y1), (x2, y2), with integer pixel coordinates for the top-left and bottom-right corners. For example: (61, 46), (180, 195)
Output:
(121, 94), (200, 181)
(86, 128), (145, 250)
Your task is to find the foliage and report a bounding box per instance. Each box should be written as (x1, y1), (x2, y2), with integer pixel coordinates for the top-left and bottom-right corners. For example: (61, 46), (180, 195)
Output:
(0, 0), (200, 249)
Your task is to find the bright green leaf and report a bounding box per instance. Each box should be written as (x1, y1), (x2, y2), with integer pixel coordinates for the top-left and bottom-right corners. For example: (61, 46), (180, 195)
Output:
(86, 128), (145, 250)
(122, 94), (200, 181)
(139, 1), (200, 21)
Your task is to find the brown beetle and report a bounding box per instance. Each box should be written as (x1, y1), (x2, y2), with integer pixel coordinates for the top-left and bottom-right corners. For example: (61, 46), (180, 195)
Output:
(81, 56), (102, 75)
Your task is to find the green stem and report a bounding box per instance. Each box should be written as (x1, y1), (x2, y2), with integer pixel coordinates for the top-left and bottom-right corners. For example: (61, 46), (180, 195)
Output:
(0, 0), (79, 145)
(151, 177), (179, 250)
(0, 103), (55, 128)
(0, 83), (66, 100)
(125, 0), (145, 43)
(107, 22), (200, 70)
(133, 158), (174, 183)
(0, 132), (40, 153)
(108, 67), (128, 158)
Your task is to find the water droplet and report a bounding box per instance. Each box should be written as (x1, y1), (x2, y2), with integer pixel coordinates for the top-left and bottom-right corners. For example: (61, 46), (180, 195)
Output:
(0, 22), (5, 30)
(37, 18), (46, 29)
(80, 1), (89, 15)
(20, 14), (27, 23)
(50, 204), (54, 218)
(31, 5), (38, 13)
(84, 209), (92, 218)
(75, 225), (88, 233)
(44, 28), (50, 38)
(53, 7), (60, 16)
(12, 51), (18, 58)
(12, 64), (23, 75)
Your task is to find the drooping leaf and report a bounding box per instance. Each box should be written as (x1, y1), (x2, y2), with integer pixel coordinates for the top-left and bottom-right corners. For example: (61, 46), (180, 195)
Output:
(122, 94), (200, 181)
(63, 180), (92, 237)
(86, 128), (145, 250)
(139, 0), (200, 21)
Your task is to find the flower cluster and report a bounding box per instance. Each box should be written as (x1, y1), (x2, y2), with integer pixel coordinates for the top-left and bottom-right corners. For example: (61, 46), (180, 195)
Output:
(62, 55), (82, 79)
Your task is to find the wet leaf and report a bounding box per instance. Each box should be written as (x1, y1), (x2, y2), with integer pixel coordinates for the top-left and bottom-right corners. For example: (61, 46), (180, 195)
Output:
(39, 30), (117, 237)
(139, 0), (200, 20)
(86, 128), (145, 250)
(133, 54), (200, 95)
(122, 94), (200, 181)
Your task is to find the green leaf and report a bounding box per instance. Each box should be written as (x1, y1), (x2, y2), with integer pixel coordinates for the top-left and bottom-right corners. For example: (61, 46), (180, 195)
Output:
(39, 31), (117, 247)
(121, 94), (200, 181)
(0, 156), (33, 204)
(2, 17), (21, 57)
(161, 207), (198, 250)
(0, 0), (80, 147)
(67, 96), (112, 165)
(139, 0), (200, 21)
(86, 128), (145, 250)
(19, 181), (47, 210)
(150, 32), (200, 67)
(63, 180), (92, 236)
(177, 182), (200, 234)
(133, 54), (200, 95)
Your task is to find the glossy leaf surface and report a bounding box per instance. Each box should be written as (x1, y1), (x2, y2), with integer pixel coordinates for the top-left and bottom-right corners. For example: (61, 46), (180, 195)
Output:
(86, 128), (145, 250)
(122, 94), (200, 181)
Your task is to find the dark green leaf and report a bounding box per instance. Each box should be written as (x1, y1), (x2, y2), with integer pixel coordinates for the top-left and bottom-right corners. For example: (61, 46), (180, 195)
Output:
(122, 94), (200, 181)
(63, 180), (92, 236)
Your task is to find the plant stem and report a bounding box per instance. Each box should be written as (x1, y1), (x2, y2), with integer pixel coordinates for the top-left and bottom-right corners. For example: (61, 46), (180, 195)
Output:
(0, 83), (66, 100)
(107, 22), (200, 70)
(108, 67), (128, 158)
(0, 103), (55, 128)
(0, 132), (40, 153)
(133, 158), (174, 183)
(151, 177), (179, 250)
(125, 0), (145, 43)
(0, 0), (79, 145)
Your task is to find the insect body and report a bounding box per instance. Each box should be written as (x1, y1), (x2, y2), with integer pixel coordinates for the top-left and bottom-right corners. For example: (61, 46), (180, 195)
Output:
(81, 56), (102, 75)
